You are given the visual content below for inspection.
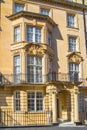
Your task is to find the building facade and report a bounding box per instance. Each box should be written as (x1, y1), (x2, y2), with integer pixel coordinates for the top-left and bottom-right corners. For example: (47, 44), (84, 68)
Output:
(0, 0), (87, 126)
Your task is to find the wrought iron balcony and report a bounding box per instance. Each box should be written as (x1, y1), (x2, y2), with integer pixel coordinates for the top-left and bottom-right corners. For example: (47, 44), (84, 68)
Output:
(0, 72), (81, 86)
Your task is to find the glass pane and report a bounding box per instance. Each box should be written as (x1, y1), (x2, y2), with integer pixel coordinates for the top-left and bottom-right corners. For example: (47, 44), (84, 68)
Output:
(27, 26), (33, 42)
(36, 92), (43, 98)
(14, 26), (20, 42)
(68, 14), (75, 27)
(14, 3), (24, 13)
(35, 28), (41, 43)
(14, 92), (20, 111)
(36, 99), (43, 111)
(69, 63), (79, 82)
(40, 9), (49, 16)
(28, 92), (35, 98)
(28, 100), (35, 111)
(69, 37), (76, 51)
(27, 56), (34, 65)
(36, 57), (42, 65)
(48, 32), (52, 46)
(14, 56), (20, 66)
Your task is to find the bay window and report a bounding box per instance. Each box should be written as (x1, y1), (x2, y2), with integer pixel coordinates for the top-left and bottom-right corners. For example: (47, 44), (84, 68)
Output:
(27, 56), (42, 83)
(26, 26), (41, 43)
(27, 91), (43, 112)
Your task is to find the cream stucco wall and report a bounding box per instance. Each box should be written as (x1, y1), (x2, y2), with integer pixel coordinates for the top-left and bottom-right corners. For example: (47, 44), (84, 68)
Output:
(0, 0), (87, 125)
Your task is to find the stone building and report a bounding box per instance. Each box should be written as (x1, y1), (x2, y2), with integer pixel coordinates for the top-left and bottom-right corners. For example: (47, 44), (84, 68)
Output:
(0, 0), (87, 126)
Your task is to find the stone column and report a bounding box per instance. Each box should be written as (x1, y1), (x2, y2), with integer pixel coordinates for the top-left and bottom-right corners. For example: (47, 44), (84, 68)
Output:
(43, 25), (47, 43)
(21, 49), (26, 83)
(52, 91), (57, 123)
(46, 85), (58, 124)
(70, 91), (74, 122)
(74, 89), (79, 122)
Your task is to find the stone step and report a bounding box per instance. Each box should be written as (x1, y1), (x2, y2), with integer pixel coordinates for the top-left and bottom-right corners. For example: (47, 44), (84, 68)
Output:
(59, 122), (76, 127)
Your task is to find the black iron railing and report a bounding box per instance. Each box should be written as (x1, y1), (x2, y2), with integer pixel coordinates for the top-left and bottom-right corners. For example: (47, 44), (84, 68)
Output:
(0, 110), (52, 127)
(0, 72), (81, 85)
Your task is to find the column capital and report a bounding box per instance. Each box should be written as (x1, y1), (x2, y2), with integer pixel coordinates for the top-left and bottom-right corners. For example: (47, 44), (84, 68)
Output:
(46, 85), (58, 94)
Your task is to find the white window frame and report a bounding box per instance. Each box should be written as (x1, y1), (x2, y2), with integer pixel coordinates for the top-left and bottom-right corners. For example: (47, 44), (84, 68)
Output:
(26, 26), (42, 43)
(14, 91), (20, 112)
(27, 55), (43, 84)
(27, 91), (43, 112)
(67, 14), (76, 28)
(14, 3), (24, 13)
(14, 26), (21, 42)
(68, 36), (77, 51)
(14, 55), (20, 83)
(40, 8), (49, 16)
(69, 62), (79, 82)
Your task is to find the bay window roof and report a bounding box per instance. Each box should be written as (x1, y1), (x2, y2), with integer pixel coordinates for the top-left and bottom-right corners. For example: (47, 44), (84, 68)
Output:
(7, 11), (56, 27)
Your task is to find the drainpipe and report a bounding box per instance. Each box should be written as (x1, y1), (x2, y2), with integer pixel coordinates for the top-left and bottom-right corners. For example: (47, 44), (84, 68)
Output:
(83, 0), (87, 54)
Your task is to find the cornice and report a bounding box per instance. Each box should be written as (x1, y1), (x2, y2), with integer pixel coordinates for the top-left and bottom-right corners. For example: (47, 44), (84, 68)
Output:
(29, 0), (87, 10)
(7, 11), (56, 27)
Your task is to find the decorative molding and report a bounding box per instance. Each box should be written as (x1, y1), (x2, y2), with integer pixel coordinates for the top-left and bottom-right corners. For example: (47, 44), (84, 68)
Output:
(67, 52), (83, 64)
(24, 43), (46, 56)
(29, 0), (87, 10)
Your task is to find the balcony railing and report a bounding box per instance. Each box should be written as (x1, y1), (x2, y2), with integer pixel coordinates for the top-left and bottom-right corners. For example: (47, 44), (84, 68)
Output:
(0, 72), (82, 86)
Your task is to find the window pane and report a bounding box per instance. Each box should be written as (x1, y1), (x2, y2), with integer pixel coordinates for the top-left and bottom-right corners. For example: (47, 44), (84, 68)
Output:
(14, 91), (20, 111)
(26, 26), (33, 42)
(40, 9), (49, 16)
(69, 37), (76, 51)
(67, 14), (75, 27)
(27, 56), (42, 83)
(69, 63), (79, 82)
(27, 91), (43, 112)
(36, 57), (42, 65)
(35, 28), (41, 43)
(14, 3), (24, 13)
(36, 92), (43, 111)
(26, 26), (42, 43)
(27, 56), (34, 65)
(36, 99), (43, 111)
(14, 26), (20, 42)
(78, 93), (85, 112)
(48, 32), (52, 46)
(27, 92), (35, 111)
(14, 56), (20, 83)
(14, 56), (20, 66)
(28, 92), (35, 98)
(36, 92), (43, 98)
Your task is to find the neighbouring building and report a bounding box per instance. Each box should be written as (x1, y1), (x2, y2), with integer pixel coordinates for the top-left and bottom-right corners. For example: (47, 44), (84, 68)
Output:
(0, 0), (87, 127)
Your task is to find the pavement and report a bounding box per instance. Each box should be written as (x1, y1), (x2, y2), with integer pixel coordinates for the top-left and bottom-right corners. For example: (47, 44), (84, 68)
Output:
(0, 125), (87, 130)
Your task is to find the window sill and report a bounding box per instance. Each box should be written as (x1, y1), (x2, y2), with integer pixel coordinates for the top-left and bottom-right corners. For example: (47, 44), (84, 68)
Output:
(67, 26), (79, 30)
(68, 50), (81, 53)
(25, 111), (44, 113)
